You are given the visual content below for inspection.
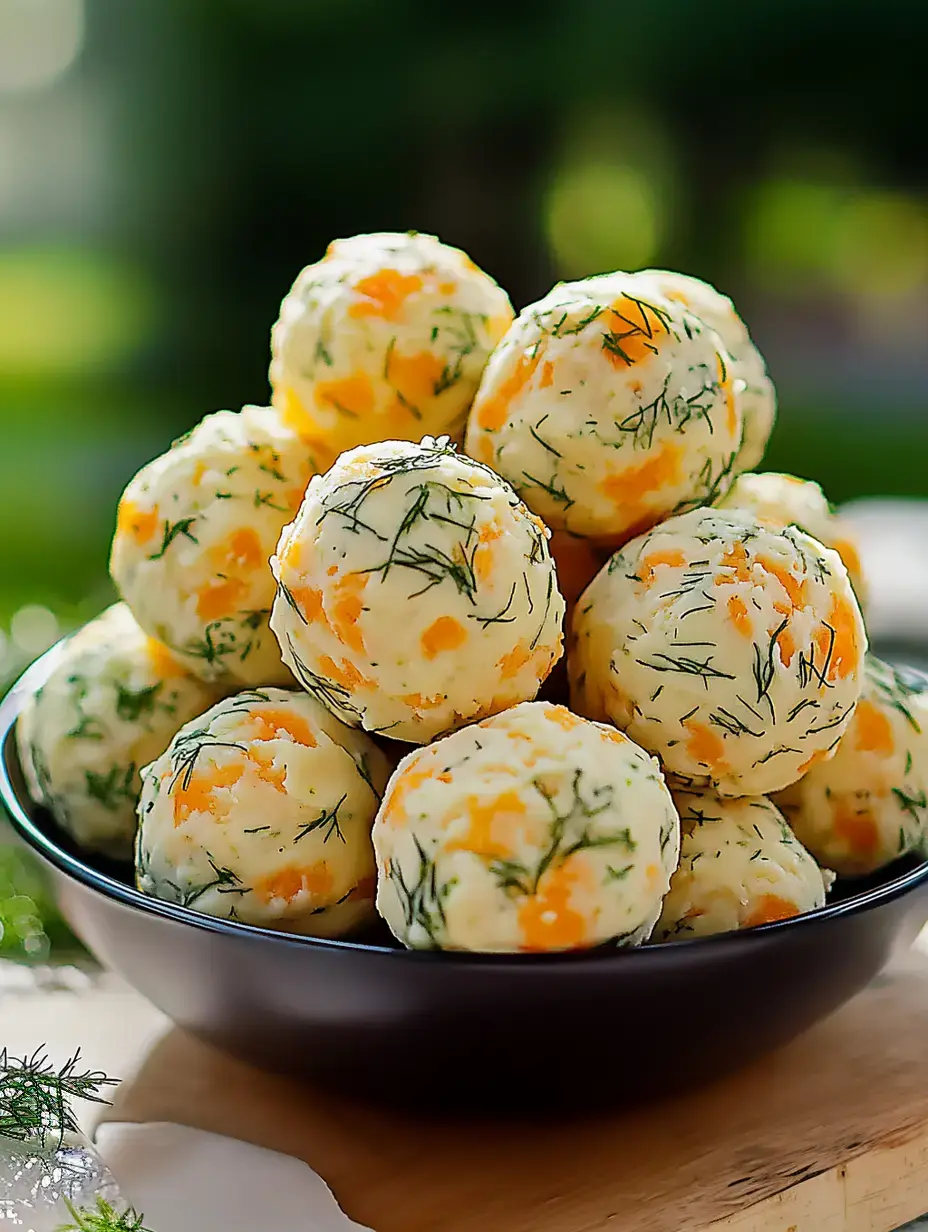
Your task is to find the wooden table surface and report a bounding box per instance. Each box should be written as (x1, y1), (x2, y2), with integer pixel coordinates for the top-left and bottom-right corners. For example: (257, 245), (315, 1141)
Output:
(5, 942), (928, 1232)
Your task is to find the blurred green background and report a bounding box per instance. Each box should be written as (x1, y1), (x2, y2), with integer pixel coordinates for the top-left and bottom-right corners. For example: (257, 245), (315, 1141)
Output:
(1, 0), (926, 958)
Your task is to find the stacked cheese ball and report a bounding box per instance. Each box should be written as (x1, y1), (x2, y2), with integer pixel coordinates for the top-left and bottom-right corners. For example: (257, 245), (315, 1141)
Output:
(21, 234), (911, 956)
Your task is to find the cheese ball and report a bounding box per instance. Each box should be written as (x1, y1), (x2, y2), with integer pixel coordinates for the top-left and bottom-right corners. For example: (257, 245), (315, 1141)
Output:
(136, 688), (391, 935)
(718, 471), (866, 602)
(633, 269), (776, 471)
(464, 272), (743, 542)
(16, 604), (219, 858)
(270, 436), (565, 743)
(569, 508), (867, 796)
(110, 406), (317, 687)
(774, 657), (928, 875)
(270, 231), (514, 457)
(372, 701), (680, 952)
(654, 791), (829, 941)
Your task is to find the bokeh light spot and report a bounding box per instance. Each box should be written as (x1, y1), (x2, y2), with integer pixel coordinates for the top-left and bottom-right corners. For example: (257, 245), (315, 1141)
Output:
(545, 161), (663, 278)
(0, 0), (84, 95)
(0, 248), (155, 376)
(10, 605), (58, 655)
(829, 191), (928, 298)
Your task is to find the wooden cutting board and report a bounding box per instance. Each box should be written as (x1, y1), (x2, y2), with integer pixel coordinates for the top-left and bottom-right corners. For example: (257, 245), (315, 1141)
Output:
(5, 942), (928, 1232)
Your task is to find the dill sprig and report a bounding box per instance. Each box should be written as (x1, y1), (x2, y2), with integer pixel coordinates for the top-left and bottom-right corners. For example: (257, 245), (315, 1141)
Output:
(58, 1197), (151, 1232)
(0, 1049), (115, 1149)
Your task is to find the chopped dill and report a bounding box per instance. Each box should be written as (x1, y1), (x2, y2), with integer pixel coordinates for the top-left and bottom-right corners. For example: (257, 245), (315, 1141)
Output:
(147, 516), (198, 561)
(0, 1049), (115, 1149)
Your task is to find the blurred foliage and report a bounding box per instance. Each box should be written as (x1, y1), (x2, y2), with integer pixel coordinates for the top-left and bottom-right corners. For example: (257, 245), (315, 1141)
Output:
(0, 830), (82, 962)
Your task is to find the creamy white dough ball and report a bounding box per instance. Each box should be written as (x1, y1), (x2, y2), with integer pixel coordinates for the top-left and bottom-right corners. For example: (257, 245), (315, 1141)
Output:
(136, 688), (391, 935)
(16, 604), (219, 858)
(373, 701), (680, 952)
(569, 508), (867, 796)
(464, 272), (743, 541)
(774, 657), (928, 875)
(633, 269), (776, 471)
(654, 791), (829, 940)
(717, 470), (866, 602)
(110, 406), (317, 687)
(270, 231), (514, 457)
(270, 436), (565, 743)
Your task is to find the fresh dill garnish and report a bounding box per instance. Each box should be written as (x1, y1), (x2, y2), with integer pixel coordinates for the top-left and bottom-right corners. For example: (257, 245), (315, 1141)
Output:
(893, 786), (927, 822)
(58, 1198), (151, 1231)
(0, 1049), (115, 1149)
(286, 637), (361, 718)
(709, 708), (764, 738)
(753, 618), (788, 711)
(615, 380), (672, 451)
(173, 621), (243, 671)
(470, 581), (519, 628)
(167, 728), (246, 792)
(528, 417), (562, 457)
(520, 470), (575, 510)
(66, 679), (105, 740)
(179, 855), (249, 908)
(386, 837), (452, 947)
(148, 517), (198, 561)
(294, 794), (347, 844)
(276, 580), (308, 625)
(84, 764), (136, 811)
(489, 769), (631, 898)
(115, 682), (163, 724)
(639, 652), (735, 685)
(605, 864), (634, 881)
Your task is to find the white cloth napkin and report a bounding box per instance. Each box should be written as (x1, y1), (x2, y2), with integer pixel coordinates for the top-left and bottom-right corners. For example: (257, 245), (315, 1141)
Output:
(95, 1122), (374, 1232)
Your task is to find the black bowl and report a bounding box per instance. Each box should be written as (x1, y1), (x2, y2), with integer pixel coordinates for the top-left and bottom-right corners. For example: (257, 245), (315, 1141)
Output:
(4, 646), (928, 1107)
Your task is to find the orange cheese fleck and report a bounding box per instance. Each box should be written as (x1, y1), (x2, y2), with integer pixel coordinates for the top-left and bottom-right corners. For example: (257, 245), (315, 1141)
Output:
(248, 748), (287, 794)
(815, 593), (861, 682)
(420, 615), (467, 660)
(192, 462), (207, 487)
(331, 572), (368, 655)
(497, 641), (533, 680)
(173, 762), (244, 826)
(349, 269), (423, 320)
(744, 894), (800, 927)
(386, 349), (446, 416)
(313, 373), (376, 421)
(539, 360), (555, 389)
(251, 708), (317, 747)
(545, 706), (583, 732)
(599, 442), (683, 519)
(253, 862), (334, 904)
(446, 790), (528, 860)
(834, 537), (864, 587)
(195, 578), (247, 621)
(381, 758), (437, 826)
(318, 654), (371, 691)
(639, 549), (687, 586)
(475, 348), (543, 432)
(853, 699), (895, 755)
(116, 499), (160, 546)
(716, 351), (738, 439)
(684, 720), (729, 771)
(147, 637), (184, 678)
(756, 555), (806, 613)
(719, 540), (751, 584)
(776, 625), (798, 668)
(833, 802), (879, 859)
(518, 862), (590, 952)
(602, 296), (670, 368)
(727, 595), (752, 636)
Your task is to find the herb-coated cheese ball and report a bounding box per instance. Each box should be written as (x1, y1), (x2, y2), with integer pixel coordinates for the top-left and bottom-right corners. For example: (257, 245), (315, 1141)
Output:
(569, 508), (867, 796)
(270, 436), (565, 743)
(774, 657), (928, 875)
(16, 604), (219, 859)
(110, 407), (316, 687)
(654, 791), (829, 940)
(717, 471), (866, 602)
(136, 688), (391, 935)
(633, 269), (776, 471)
(269, 231), (514, 457)
(464, 272), (743, 542)
(372, 701), (680, 952)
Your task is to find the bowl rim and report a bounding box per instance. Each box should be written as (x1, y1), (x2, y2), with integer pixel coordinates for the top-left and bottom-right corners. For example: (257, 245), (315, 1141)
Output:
(4, 641), (928, 967)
